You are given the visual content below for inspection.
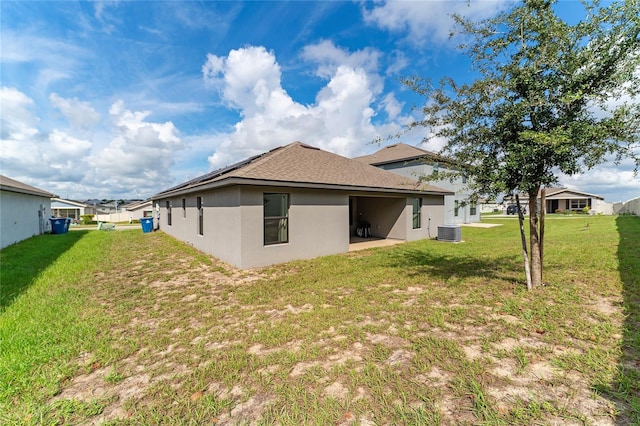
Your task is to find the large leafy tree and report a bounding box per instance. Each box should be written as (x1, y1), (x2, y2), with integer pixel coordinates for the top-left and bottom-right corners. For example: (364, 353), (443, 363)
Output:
(405, 0), (640, 289)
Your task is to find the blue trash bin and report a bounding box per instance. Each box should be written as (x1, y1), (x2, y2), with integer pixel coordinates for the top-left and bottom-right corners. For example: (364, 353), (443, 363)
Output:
(140, 217), (153, 233)
(50, 218), (69, 234)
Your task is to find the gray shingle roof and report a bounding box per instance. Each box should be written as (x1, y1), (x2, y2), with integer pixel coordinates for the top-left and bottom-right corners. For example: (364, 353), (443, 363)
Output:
(353, 143), (442, 165)
(154, 142), (452, 198)
(0, 175), (57, 198)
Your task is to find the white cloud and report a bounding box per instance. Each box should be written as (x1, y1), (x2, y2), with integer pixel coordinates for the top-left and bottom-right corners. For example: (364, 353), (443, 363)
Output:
(381, 92), (403, 120)
(0, 31), (87, 90)
(92, 1), (120, 33)
(0, 88), (93, 183)
(0, 86), (39, 140)
(89, 100), (183, 187)
(50, 93), (101, 130)
(47, 129), (93, 159)
(385, 50), (409, 76)
(362, 0), (511, 44)
(1, 88), (185, 198)
(559, 165), (640, 203)
(301, 40), (380, 79)
(94, 1), (121, 20)
(202, 45), (388, 169)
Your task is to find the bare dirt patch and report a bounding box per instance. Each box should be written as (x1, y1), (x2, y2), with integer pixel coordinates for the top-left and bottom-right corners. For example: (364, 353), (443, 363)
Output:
(44, 231), (630, 425)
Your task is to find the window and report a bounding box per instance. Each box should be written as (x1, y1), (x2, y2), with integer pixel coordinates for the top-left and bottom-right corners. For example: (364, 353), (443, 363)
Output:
(197, 197), (203, 236)
(433, 162), (439, 175)
(454, 200), (459, 217)
(166, 201), (172, 225)
(264, 193), (289, 245)
(412, 198), (422, 229)
(182, 198), (186, 218)
(570, 199), (588, 210)
(462, 175), (468, 184)
(470, 202), (477, 216)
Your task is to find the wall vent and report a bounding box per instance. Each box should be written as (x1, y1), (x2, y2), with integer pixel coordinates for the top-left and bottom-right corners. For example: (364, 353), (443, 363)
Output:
(437, 225), (461, 242)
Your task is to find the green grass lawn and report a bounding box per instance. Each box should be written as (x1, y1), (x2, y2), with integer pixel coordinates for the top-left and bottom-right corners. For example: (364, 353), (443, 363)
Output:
(1, 216), (638, 425)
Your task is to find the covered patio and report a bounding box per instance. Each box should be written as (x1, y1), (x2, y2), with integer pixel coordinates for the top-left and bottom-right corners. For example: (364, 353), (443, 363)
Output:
(348, 237), (405, 252)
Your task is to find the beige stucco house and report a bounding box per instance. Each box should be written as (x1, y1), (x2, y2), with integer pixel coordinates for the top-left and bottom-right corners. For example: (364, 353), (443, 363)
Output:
(1, 175), (57, 249)
(51, 198), (96, 221)
(152, 142), (453, 269)
(511, 187), (609, 214)
(353, 143), (480, 225)
(123, 200), (153, 219)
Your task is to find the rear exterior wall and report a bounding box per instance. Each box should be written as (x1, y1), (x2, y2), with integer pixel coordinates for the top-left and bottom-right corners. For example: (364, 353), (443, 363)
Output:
(157, 186), (446, 269)
(0, 191), (51, 249)
(157, 186), (349, 269)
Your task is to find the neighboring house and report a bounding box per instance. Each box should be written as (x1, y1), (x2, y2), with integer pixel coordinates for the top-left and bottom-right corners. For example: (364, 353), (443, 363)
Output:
(151, 142), (453, 269)
(0, 175), (57, 249)
(51, 198), (96, 221)
(95, 200), (147, 222)
(98, 201), (120, 214)
(353, 143), (480, 224)
(123, 200), (154, 219)
(510, 187), (610, 214)
(95, 200), (151, 223)
(479, 198), (502, 214)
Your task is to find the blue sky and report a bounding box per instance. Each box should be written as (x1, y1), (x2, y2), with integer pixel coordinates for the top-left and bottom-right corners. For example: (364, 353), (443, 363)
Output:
(1, 1), (638, 202)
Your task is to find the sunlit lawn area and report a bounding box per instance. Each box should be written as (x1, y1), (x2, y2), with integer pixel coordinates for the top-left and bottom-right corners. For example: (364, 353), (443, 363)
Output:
(1, 215), (638, 425)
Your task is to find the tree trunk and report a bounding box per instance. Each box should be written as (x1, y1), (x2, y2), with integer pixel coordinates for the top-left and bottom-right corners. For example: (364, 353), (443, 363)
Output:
(540, 188), (546, 284)
(515, 194), (532, 290)
(528, 188), (542, 289)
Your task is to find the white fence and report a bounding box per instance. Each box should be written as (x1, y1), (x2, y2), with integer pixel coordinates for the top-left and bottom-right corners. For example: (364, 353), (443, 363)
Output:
(95, 211), (153, 222)
(613, 196), (640, 216)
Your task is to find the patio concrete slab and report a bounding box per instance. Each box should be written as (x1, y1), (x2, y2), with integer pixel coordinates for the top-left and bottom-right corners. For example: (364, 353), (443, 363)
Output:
(461, 223), (503, 228)
(349, 238), (405, 252)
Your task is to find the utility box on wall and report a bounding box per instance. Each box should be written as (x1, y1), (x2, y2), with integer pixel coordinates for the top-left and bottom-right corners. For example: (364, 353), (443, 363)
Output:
(437, 225), (461, 242)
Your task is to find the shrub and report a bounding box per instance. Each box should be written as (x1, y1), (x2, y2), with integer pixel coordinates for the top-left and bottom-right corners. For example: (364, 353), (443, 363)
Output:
(80, 214), (95, 225)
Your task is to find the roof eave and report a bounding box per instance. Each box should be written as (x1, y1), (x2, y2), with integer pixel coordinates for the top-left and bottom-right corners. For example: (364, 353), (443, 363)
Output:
(0, 185), (57, 198)
(151, 177), (454, 199)
(51, 198), (89, 207)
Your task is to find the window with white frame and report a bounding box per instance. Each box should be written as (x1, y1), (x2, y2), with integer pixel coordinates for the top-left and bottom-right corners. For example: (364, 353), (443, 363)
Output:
(570, 199), (588, 210)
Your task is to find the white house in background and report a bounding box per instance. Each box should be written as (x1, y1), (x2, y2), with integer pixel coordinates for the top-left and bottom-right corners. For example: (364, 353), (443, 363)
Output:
(0, 175), (57, 249)
(511, 187), (611, 214)
(51, 198), (96, 221)
(479, 199), (502, 214)
(123, 200), (154, 219)
(353, 143), (480, 225)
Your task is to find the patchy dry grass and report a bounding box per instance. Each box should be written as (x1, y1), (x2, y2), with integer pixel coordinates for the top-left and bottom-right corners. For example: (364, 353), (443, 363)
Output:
(1, 215), (638, 425)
